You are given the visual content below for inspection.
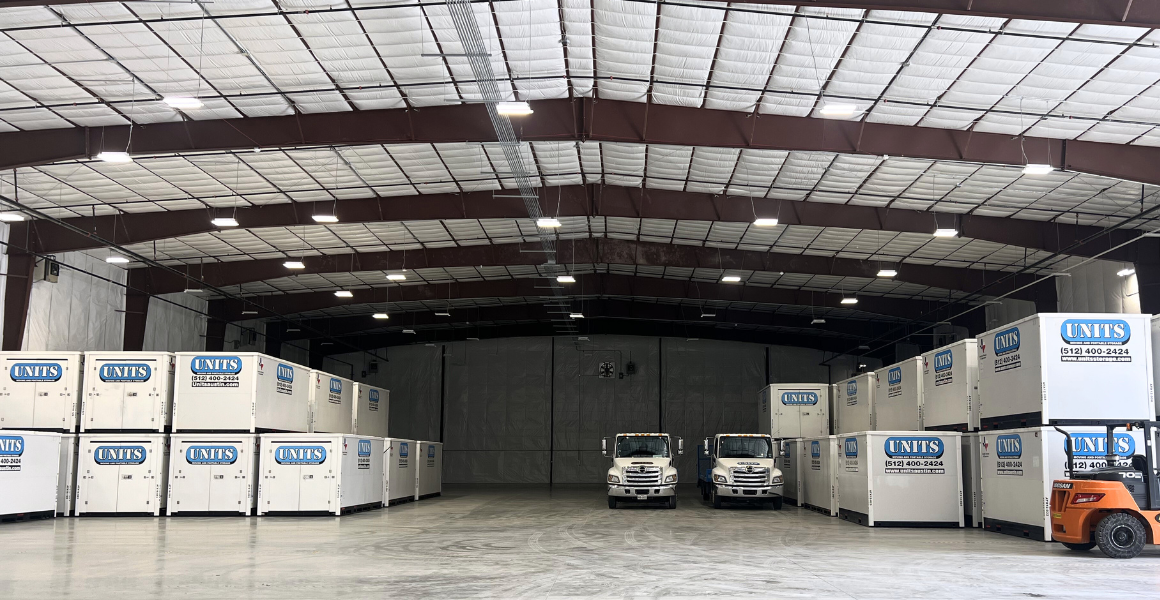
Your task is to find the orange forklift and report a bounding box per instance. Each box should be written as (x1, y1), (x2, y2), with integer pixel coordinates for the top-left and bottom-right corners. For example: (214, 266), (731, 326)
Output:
(1049, 420), (1160, 559)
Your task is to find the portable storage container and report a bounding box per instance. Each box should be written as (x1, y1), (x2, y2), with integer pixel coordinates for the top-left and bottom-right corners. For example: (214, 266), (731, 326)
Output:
(352, 383), (389, 438)
(758, 383), (829, 438)
(1152, 315), (1160, 419)
(57, 434), (77, 516)
(777, 439), (801, 506)
(837, 431), (963, 527)
(76, 434), (169, 516)
(962, 432), (982, 528)
(308, 371), (353, 434)
(167, 434), (258, 516)
(257, 434), (384, 515)
(834, 373), (875, 434)
(800, 436), (839, 516)
(384, 438), (416, 505)
(81, 352), (174, 433)
(415, 441), (443, 500)
(0, 352), (83, 432)
(979, 426), (1144, 541)
(0, 430), (61, 520)
(921, 340), (979, 432)
(874, 358), (923, 431)
(172, 353), (309, 433)
(978, 313), (1155, 430)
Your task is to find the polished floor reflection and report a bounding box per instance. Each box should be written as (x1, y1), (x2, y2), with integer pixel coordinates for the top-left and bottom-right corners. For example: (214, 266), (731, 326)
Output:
(2, 485), (1158, 598)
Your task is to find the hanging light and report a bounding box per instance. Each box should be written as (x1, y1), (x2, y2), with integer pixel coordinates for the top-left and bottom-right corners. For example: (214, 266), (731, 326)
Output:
(753, 218), (779, 227)
(819, 103), (857, 118)
(496, 101), (533, 116)
(163, 96), (203, 110)
(312, 214), (338, 223)
(334, 290), (353, 298)
(105, 255), (129, 264)
(372, 313), (389, 319)
(933, 228), (958, 237)
(1022, 164), (1054, 176)
(569, 312), (584, 319)
(557, 275), (575, 283)
(536, 217), (562, 228)
(721, 275), (741, 283)
(876, 268), (897, 278)
(211, 217), (239, 227)
(386, 273), (407, 281)
(1118, 267), (1136, 277)
(283, 261), (305, 269)
(841, 296), (858, 305)
(0, 212), (25, 222)
(97, 151), (133, 163)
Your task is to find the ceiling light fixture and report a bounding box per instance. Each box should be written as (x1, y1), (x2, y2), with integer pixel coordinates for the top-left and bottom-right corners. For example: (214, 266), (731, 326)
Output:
(211, 217), (239, 227)
(876, 268), (897, 278)
(811, 318), (826, 325)
(0, 212), (25, 222)
(163, 96), (203, 110)
(841, 296), (858, 305)
(386, 273), (407, 281)
(700, 311), (716, 318)
(105, 255), (129, 264)
(312, 214), (338, 223)
(569, 312), (584, 319)
(334, 290), (353, 298)
(241, 310), (258, 315)
(536, 217), (562, 228)
(753, 218), (779, 227)
(1118, 267), (1136, 277)
(403, 329), (416, 334)
(496, 101), (533, 116)
(183, 288), (204, 294)
(933, 228), (958, 237)
(819, 103), (857, 118)
(721, 275), (742, 283)
(96, 151), (132, 163)
(1022, 164), (1054, 176)
(435, 311), (451, 316)
(557, 275), (575, 283)
(283, 261), (305, 269)
(373, 313), (389, 319)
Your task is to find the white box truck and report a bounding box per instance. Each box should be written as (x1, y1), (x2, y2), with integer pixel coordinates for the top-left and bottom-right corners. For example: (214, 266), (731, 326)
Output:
(57, 433), (77, 516)
(257, 434), (384, 515)
(603, 433), (683, 509)
(979, 426), (1143, 541)
(777, 439), (801, 506)
(696, 433), (783, 509)
(384, 438), (416, 506)
(874, 357), (923, 431)
(978, 313), (1155, 430)
(0, 352), (83, 432)
(758, 383), (829, 438)
(308, 371), (353, 434)
(76, 434), (169, 516)
(921, 340), (979, 432)
(837, 431), (964, 527)
(962, 432), (982, 528)
(352, 383), (389, 438)
(81, 351), (174, 433)
(415, 441), (443, 500)
(167, 434), (258, 515)
(0, 430), (61, 520)
(172, 353), (310, 433)
(801, 436), (839, 516)
(835, 373), (875, 434)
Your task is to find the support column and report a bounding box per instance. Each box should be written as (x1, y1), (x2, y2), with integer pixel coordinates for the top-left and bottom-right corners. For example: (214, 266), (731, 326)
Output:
(1134, 237), (1160, 315)
(2, 225), (35, 351)
(123, 270), (150, 351)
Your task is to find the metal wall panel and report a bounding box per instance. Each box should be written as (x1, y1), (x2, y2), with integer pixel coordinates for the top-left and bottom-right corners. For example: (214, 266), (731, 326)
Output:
(383, 344), (442, 443)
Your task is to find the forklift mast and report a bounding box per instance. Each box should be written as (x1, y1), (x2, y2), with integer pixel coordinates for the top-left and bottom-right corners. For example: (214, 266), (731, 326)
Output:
(1050, 419), (1160, 512)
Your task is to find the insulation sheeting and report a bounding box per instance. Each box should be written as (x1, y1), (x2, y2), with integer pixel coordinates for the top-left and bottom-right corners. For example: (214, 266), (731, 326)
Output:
(142, 293), (207, 353)
(1056, 258), (1140, 313)
(222, 320), (266, 354)
(23, 251), (125, 352)
(384, 344), (442, 443)
(442, 338), (552, 484)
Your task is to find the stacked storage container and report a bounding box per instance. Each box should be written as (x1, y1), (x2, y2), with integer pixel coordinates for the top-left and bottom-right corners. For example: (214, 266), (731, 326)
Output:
(777, 439), (801, 506)
(415, 441), (443, 500)
(81, 352), (174, 433)
(801, 436), (839, 516)
(0, 431), (61, 521)
(384, 438), (416, 505)
(75, 434), (169, 516)
(873, 357), (922, 431)
(922, 340), (982, 528)
(257, 434), (384, 515)
(168, 434), (259, 515)
(352, 383), (389, 438)
(309, 371), (353, 434)
(758, 383), (829, 439)
(834, 373), (875, 434)
(837, 431), (963, 527)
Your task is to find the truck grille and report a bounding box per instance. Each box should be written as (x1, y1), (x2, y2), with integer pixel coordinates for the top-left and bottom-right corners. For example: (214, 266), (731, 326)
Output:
(624, 466), (661, 486)
(730, 467), (769, 487)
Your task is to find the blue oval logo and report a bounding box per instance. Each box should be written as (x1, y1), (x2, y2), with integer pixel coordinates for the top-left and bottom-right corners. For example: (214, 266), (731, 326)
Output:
(428, 444), (436, 458)
(887, 367), (902, 386)
(185, 445), (238, 465)
(0, 435), (24, 456)
(781, 391), (819, 406)
(843, 437), (858, 458)
(1069, 433), (1136, 457)
(846, 381), (857, 397)
(996, 434), (1022, 459)
(191, 356), (242, 374)
(10, 362), (62, 382)
(358, 440), (372, 457)
(94, 445), (147, 465)
(994, 327), (1020, 355)
(99, 363), (152, 382)
(274, 445), (326, 465)
(369, 389), (380, 403)
(810, 440), (821, 458)
(1061, 319), (1131, 345)
(933, 349), (952, 372)
(276, 364), (294, 382)
(884, 436), (944, 459)
(329, 377), (342, 394)
(399, 442), (409, 458)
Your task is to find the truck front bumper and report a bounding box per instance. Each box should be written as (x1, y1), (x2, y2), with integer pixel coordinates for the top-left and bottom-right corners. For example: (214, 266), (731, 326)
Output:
(715, 484), (782, 499)
(608, 484), (676, 499)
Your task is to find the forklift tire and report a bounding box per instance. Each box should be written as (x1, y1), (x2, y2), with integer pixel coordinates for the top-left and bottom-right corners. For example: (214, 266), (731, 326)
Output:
(712, 488), (723, 509)
(1095, 513), (1147, 559)
(770, 497), (784, 511)
(1061, 542), (1097, 552)
(608, 496), (617, 509)
(667, 496), (677, 510)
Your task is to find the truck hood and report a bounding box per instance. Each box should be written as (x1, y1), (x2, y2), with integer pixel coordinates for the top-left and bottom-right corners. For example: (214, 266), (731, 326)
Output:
(715, 457), (776, 471)
(611, 457), (671, 469)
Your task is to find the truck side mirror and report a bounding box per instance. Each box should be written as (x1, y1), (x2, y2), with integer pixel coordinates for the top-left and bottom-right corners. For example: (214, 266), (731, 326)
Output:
(677, 437), (684, 456)
(601, 437), (608, 457)
(702, 438), (710, 456)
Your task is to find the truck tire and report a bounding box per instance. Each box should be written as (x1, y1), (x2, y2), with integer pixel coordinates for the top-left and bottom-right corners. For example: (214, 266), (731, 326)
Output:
(771, 496), (784, 511)
(1096, 513), (1146, 559)
(1062, 542), (1097, 552)
(667, 496), (677, 510)
(608, 496), (617, 509)
(712, 488), (722, 509)
(701, 483), (711, 501)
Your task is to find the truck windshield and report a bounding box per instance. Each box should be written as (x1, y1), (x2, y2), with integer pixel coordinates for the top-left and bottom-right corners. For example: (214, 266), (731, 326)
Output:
(718, 437), (772, 458)
(615, 436), (669, 458)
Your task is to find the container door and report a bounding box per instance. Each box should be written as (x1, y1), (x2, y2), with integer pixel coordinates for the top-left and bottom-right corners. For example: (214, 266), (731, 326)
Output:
(169, 439), (210, 513)
(0, 360), (36, 427)
(261, 444), (300, 513)
(33, 362), (72, 430)
(208, 443), (248, 513)
(79, 447), (119, 513)
(117, 450), (155, 513)
(297, 446), (335, 512)
(801, 404), (826, 438)
(121, 359), (163, 431)
(85, 367), (126, 430)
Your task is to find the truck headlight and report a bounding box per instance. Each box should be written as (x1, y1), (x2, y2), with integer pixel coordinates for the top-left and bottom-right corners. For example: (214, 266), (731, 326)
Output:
(664, 474), (677, 483)
(771, 476), (783, 485)
(713, 474), (728, 484)
(607, 474), (620, 484)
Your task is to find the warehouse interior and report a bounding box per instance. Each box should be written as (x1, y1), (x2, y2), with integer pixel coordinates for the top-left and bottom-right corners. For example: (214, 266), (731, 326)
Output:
(3, 0), (1160, 596)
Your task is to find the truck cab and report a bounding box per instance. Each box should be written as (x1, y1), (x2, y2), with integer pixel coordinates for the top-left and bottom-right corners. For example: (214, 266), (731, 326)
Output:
(698, 433), (783, 509)
(603, 433), (682, 509)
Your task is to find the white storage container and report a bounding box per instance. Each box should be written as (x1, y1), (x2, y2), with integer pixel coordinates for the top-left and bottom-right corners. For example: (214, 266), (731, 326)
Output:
(0, 352), (83, 432)
(1152, 314), (1160, 419)
(172, 353), (309, 433)
(801, 436), (839, 516)
(76, 434), (169, 516)
(835, 373), (875, 434)
(777, 439), (801, 506)
(57, 433), (77, 516)
(837, 431), (963, 527)
(167, 434), (258, 516)
(415, 441), (443, 500)
(0, 430), (61, 520)
(962, 432), (982, 528)
(874, 358), (923, 431)
(921, 340), (979, 431)
(978, 313), (1155, 430)
(352, 383), (389, 438)
(82, 352), (174, 433)
(308, 371), (353, 434)
(979, 426), (1143, 541)
(384, 438), (416, 505)
(758, 383), (829, 438)
(257, 434), (384, 515)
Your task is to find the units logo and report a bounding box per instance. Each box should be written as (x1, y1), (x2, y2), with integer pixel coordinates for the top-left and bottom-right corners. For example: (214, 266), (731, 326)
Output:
(994, 327), (1020, 355)
(399, 442), (409, 458)
(329, 378), (343, 394)
(843, 437), (858, 458)
(1069, 433), (1135, 457)
(0, 435), (24, 456)
(94, 445), (147, 465)
(846, 381), (857, 397)
(781, 391), (819, 406)
(883, 436), (943, 459)
(996, 434), (1022, 459)
(1061, 319), (1130, 345)
(887, 367), (902, 386)
(368, 388), (380, 411)
(276, 364), (294, 382)
(99, 363), (151, 382)
(428, 444), (436, 459)
(9, 362), (62, 382)
(357, 439), (372, 457)
(274, 445), (326, 465)
(933, 350), (953, 372)
(810, 440), (821, 458)
(185, 445), (238, 465)
(190, 356), (242, 374)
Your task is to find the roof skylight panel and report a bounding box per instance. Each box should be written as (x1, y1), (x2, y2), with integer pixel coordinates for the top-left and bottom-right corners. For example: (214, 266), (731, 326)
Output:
(593, 0), (656, 102)
(704, 7), (791, 112)
(650, 3), (725, 107)
(644, 144), (692, 190)
(686, 147), (740, 194)
(561, 0), (595, 96)
(492, 0), (568, 100)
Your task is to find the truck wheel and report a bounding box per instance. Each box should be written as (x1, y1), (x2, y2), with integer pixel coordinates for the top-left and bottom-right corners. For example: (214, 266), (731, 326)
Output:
(712, 488), (722, 509)
(608, 496), (617, 509)
(701, 484), (711, 501)
(1062, 542), (1097, 552)
(771, 497), (784, 511)
(667, 496), (677, 510)
(1096, 513), (1146, 559)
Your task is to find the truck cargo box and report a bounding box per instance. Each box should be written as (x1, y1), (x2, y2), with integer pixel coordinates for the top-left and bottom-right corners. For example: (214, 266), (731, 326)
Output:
(834, 373), (875, 434)
(308, 371), (353, 434)
(82, 352), (174, 433)
(921, 340), (979, 432)
(0, 430), (61, 521)
(0, 352), (84, 432)
(874, 357), (922, 431)
(759, 383), (829, 438)
(384, 438), (416, 506)
(168, 434), (258, 516)
(172, 353), (309, 433)
(801, 436), (839, 516)
(352, 383), (389, 438)
(837, 431), (963, 527)
(415, 441), (443, 500)
(257, 434), (384, 515)
(76, 434), (169, 516)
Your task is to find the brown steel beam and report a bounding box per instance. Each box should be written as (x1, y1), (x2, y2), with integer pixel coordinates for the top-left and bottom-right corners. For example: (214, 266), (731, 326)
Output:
(24, 184), (1144, 262)
(1, 225), (36, 351)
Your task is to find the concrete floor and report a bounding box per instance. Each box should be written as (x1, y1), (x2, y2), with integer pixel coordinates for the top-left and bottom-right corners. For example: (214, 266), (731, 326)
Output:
(2, 485), (1159, 599)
